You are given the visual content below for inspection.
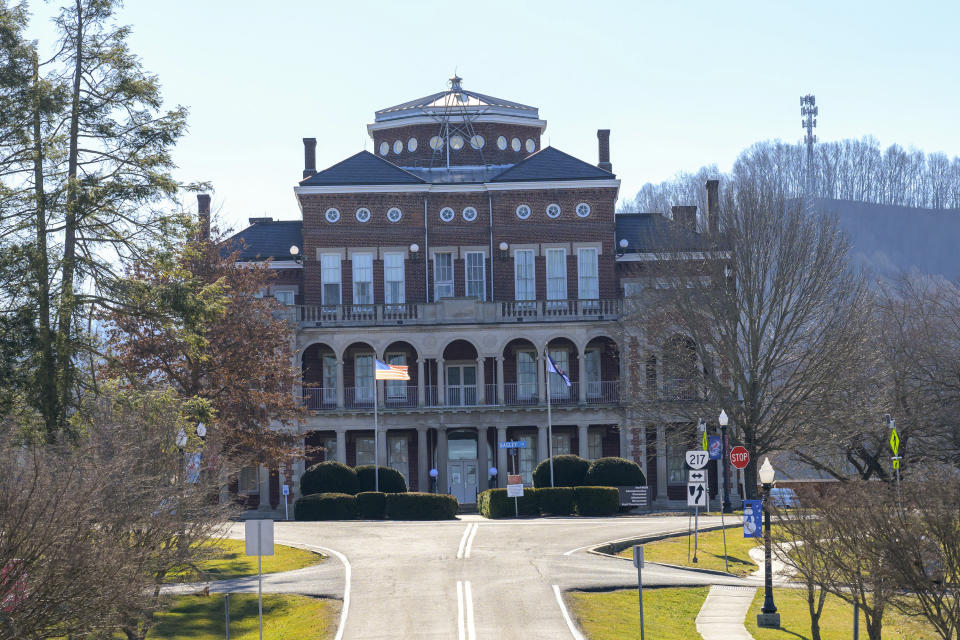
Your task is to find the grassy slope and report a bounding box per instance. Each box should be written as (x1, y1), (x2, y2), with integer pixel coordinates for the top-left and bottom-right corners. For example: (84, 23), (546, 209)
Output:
(619, 525), (759, 576)
(149, 593), (338, 640)
(167, 539), (324, 583)
(745, 588), (939, 640)
(566, 587), (708, 640)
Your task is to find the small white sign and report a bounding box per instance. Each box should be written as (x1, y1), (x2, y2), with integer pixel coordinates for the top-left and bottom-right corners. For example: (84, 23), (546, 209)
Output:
(688, 469), (707, 483)
(282, 484), (290, 496)
(632, 544), (644, 568)
(687, 482), (708, 507)
(685, 450), (709, 470)
(506, 484), (524, 498)
(245, 519), (275, 557)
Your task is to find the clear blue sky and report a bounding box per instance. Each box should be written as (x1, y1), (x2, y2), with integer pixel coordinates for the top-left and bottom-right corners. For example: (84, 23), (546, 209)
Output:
(25, 0), (960, 229)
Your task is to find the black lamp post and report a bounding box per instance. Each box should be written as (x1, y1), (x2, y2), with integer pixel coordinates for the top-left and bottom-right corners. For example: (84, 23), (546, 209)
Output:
(757, 457), (780, 628)
(719, 410), (732, 513)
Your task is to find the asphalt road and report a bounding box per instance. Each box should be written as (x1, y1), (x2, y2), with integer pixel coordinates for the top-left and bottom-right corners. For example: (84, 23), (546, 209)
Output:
(212, 514), (761, 640)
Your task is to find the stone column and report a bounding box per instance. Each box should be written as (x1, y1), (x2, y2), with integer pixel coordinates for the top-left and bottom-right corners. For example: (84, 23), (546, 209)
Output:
(496, 426), (508, 487)
(578, 424), (590, 459)
(417, 359), (425, 407)
(620, 420), (631, 461)
(437, 428), (448, 493)
(377, 427), (388, 470)
(437, 357), (446, 406)
(336, 360), (345, 409)
(536, 352), (546, 404)
(258, 464), (271, 510)
(417, 427), (428, 493)
(335, 428), (347, 463)
(477, 357), (486, 404)
(656, 424), (668, 501)
(578, 352), (587, 403)
(537, 425), (549, 463)
(496, 357), (505, 405)
(292, 458), (306, 502)
(477, 427), (488, 487)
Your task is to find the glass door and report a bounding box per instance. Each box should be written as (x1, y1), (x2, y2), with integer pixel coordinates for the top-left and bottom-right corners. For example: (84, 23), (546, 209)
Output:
(446, 365), (477, 406)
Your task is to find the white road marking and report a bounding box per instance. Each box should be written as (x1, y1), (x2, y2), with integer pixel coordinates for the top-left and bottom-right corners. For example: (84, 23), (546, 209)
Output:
(553, 584), (587, 640)
(277, 540), (350, 640)
(464, 523), (479, 558)
(457, 524), (472, 559)
(464, 580), (476, 640)
(456, 580), (466, 640)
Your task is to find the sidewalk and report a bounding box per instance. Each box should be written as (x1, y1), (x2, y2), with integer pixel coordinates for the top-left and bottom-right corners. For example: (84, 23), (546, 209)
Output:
(695, 585), (757, 640)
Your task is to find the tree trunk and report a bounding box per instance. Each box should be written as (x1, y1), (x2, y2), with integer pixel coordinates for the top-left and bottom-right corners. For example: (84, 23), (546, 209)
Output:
(806, 582), (826, 640)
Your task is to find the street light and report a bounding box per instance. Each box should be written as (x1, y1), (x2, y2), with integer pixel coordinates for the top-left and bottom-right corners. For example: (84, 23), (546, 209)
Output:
(488, 466), (498, 489)
(719, 410), (731, 513)
(757, 457), (780, 628)
(289, 245), (302, 264)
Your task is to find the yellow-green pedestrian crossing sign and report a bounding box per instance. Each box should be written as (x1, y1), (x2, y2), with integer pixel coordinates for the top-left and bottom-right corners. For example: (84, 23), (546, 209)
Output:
(702, 431), (709, 451)
(890, 428), (900, 455)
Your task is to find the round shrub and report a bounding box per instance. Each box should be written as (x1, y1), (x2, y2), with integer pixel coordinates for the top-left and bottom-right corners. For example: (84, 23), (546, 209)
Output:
(355, 465), (408, 493)
(533, 455), (589, 488)
(385, 492), (458, 520)
(537, 487), (576, 515)
(584, 457), (646, 487)
(574, 486), (620, 516)
(356, 491), (386, 519)
(294, 493), (357, 521)
(300, 461), (358, 496)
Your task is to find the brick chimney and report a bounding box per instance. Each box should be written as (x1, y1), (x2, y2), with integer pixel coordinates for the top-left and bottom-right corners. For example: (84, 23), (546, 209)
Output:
(705, 179), (719, 234)
(197, 193), (211, 242)
(672, 205), (698, 233)
(597, 129), (612, 173)
(302, 137), (317, 179)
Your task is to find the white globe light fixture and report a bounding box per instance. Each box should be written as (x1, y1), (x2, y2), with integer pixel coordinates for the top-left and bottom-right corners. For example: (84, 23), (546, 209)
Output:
(619, 238), (628, 249)
(429, 468), (439, 478)
(289, 245), (299, 256)
(409, 243), (419, 253)
(758, 457), (775, 485)
(718, 410), (728, 426)
(489, 467), (497, 476)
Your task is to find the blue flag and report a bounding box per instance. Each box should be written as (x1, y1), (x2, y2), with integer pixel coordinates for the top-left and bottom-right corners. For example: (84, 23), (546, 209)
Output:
(546, 354), (572, 387)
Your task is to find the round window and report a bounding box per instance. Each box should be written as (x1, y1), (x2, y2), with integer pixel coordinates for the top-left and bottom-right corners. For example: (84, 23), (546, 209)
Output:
(325, 208), (341, 223)
(393, 140), (403, 154)
(462, 207), (478, 222)
(355, 207), (371, 223)
(525, 139), (536, 153)
(387, 207), (402, 223)
(439, 207), (455, 222)
(470, 135), (485, 149)
(511, 137), (521, 152)
(379, 141), (389, 156)
(546, 203), (561, 219)
(576, 203), (591, 218)
(516, 204), (531, 220)
(450, 135), (464, 150)
(497, 136), (507, 150)
(408, 137), (418, 152)
(430, 136), (443, 150)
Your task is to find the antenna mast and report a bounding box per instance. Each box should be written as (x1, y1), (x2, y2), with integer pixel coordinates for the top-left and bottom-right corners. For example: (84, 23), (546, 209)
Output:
(800, 94), (818, 205)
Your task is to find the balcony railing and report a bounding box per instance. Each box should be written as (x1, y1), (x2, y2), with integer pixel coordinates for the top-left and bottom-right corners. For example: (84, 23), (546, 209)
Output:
(294, 298), (620, 328)
(303, 380), (621, 410)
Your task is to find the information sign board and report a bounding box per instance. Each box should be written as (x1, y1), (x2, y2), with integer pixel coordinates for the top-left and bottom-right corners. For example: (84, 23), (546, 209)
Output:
(506, 484), (524, 498)
(618, 486), (649, 506)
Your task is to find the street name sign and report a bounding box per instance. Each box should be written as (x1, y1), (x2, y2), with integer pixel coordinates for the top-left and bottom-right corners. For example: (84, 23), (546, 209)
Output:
(730, 446), (750, 470)
(687, 482), (708, 507)
(498, 441), (527, 449)
(685, 450), (709, 470)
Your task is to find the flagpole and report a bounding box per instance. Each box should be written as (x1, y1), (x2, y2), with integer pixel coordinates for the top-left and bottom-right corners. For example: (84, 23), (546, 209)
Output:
(374, 378), (379, 492)
(546, 351), (554, 488)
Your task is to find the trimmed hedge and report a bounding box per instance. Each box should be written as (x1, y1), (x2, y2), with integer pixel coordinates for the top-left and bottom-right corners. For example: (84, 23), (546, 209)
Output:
(356, 491), (386, 519)
(533, 455), (590, 488)
(537, 487), (576, 515)
(300, 461), (358, 496)
(294, 492), (357, 521)
(584, 457), (646, 487)
(385, 492), (458, 520)
(355, 465), (408, 493)
(574, 486), (620, 516)
(478, 488), (540, 518)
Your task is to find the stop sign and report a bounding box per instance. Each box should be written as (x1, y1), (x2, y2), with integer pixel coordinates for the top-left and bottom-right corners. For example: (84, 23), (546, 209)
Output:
(730, 446), (750, 469)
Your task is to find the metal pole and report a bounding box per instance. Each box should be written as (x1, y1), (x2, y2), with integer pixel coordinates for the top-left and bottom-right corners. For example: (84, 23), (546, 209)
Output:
(374, 379), (379, 492)
(721, 423), (732, 513)
(258, 522), (263, 640)
(545, 353), (554, 488)
(637, 564), (645, 640)
(761, 483), (777, 616)
(284, 493), (288, 521)
(225, 592), (230, 640)
(693, 503), (699, 563)
(720, 505), (729, 574)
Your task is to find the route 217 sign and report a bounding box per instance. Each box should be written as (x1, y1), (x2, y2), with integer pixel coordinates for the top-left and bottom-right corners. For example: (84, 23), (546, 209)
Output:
(685, 450), (709, 470)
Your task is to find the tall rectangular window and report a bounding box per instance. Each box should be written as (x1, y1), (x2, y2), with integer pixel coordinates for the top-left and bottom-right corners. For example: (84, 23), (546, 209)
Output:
(387, 435), (409, 484)
(352, 253), (373, 305)
(578, 248), (599, 300)
(321, 254), (342, 306)
(384, 253), (405, 305)
(355, 436), (375, 466)
(354, 354), (373, 403)
(273, 290), (295, 306)
(434, 252), (454, 300)
(465, 251), (486, 300)
(552, 433), (572, 456)
(518, 434), (537, 485)
(514, 250), (535, 301)
(548, 349), (569, 399)
(386, 353), (407, 401)
(545, 248), (567, 301)
(585, 350), (601, 398)
(322, 355), (337, 405)
(517, 351), (537, 399)
(588, 430), (603, 459)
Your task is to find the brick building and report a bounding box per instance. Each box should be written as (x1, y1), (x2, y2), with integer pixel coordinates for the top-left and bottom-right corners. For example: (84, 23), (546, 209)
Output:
(225, 77), (735, 510)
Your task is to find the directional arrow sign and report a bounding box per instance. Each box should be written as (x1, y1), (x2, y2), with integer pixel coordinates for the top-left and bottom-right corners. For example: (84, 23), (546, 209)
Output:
(688, 470), (706, 483)
(890, 428), (900, 456)
(685, 450), (709, 470)
(687, 482), (708, 507)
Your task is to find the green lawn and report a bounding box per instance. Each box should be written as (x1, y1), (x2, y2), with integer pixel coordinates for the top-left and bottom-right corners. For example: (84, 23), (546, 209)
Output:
(745, 588), (939, 640)
(619, 525), (762, 576)
(566, 587), (708, 640)
(149, 593), (338, 639)
(166, 539), (324, 583)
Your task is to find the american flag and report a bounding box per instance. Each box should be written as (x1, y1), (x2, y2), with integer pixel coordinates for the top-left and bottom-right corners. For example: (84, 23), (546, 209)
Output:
(375, 359), (410, 381)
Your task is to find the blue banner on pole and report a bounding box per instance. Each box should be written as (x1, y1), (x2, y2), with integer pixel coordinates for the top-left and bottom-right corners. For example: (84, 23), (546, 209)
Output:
(708, 436), (722, 460)
(743, 499), (762, 538)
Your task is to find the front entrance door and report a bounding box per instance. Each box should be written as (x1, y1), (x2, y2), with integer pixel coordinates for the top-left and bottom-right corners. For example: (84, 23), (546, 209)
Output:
(448, 460), (478, 504)
(446, 365), (477, 406)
